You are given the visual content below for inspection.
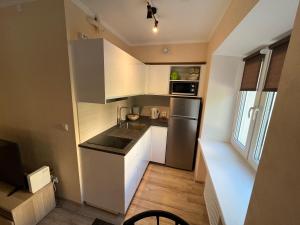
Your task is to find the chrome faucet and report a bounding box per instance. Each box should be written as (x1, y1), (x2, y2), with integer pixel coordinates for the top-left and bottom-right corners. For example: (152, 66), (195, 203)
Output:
(117, 106), (129, 127)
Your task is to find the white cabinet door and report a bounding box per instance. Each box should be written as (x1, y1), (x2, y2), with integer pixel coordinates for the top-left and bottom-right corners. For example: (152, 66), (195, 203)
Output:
(146, 65), (170, 95)
(104, 39), (131, 99)
(141, 128), (151, 171)
(145, 128), (152, 162)
(150, 126), (168, 164)
(72, 38), (146, 103)
(104, 40), (146, 99)
(128, 57), (146, 96)
(124, 129), (151, 212)
(80, 148), (124, 213)
(124, 140), (140, 211)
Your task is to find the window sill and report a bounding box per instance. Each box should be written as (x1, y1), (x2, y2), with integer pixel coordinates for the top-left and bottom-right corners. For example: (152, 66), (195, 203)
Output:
(199, 139), (255, 225)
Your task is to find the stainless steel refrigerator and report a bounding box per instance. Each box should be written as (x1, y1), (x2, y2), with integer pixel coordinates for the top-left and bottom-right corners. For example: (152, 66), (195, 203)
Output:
(166, 97), (202, 171)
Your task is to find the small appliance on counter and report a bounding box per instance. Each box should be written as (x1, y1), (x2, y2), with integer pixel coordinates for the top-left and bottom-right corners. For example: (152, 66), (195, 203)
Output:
(150, 107), (160, 119)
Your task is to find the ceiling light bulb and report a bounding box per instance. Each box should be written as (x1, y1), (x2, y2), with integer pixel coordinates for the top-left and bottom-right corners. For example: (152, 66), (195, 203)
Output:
(153, 20), (159, 33)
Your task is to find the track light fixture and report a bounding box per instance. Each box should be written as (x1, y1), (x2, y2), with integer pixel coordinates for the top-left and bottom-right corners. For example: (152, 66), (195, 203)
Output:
(147, 1), (159, 33)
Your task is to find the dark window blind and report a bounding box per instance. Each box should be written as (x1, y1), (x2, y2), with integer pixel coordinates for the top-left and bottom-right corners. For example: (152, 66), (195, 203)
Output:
(240, 54), (263, 91)
(263, 37), (290, 91)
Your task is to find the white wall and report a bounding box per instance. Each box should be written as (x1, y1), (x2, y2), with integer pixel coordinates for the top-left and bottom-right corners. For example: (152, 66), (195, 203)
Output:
(201, 55), (244, 142)
(77, 100), (131, 142)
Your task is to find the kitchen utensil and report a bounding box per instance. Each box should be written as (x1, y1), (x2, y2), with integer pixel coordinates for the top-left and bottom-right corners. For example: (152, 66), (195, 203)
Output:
(127, 114), (140, 121)
(188, 74), (199, 80)
(151, 108), (160, 119)
(160, 111), (168, 119)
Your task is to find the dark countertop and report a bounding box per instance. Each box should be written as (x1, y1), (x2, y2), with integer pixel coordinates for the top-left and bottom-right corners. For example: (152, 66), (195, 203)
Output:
(79, 116), (168, 156)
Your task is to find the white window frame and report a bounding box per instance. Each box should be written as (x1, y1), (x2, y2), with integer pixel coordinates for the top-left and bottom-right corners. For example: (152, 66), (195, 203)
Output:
(231, 49), (273, 170)
(248, 91), (277, 169)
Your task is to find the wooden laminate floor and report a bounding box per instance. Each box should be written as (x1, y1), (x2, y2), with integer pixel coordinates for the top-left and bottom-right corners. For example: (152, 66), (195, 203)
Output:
(125, 163), (209, 225)
(39, 163), (209, 225)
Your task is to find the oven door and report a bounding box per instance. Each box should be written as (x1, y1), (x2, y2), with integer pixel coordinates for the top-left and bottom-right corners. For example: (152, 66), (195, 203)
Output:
(170, 82), (198, 96)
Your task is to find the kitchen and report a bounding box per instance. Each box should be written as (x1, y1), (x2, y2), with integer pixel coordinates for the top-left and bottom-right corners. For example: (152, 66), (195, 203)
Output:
(0, 0), (299, 225)
(72, 37), (205, 214)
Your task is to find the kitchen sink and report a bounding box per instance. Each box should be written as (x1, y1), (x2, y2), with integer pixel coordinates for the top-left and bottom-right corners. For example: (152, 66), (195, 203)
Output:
(87, 135), (132, 149)
(120, 122), (147, 130)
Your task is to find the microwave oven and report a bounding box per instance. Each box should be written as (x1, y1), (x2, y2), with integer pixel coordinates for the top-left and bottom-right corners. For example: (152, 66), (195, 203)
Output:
(169, 81), (199, 96)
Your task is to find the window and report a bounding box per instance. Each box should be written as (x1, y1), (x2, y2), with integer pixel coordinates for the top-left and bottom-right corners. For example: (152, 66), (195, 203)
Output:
(252, 92), (277, 161)
(232, 37), (289, 169)
(233, 91), (256, 148)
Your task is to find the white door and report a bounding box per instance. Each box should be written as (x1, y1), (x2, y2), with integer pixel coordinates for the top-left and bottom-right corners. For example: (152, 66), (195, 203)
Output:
(151, 126), (168, 164)
(146, 65), (170, 95)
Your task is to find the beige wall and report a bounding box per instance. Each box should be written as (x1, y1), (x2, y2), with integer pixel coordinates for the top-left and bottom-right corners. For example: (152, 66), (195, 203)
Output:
(245, 4), (300, 224)
(0, 0), (82, 202)
(131, 42), (207, 63)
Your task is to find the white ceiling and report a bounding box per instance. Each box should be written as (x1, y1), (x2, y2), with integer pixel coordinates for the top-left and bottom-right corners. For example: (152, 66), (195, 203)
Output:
(81, 0), (231, 46)
(215, 0), (300, 57)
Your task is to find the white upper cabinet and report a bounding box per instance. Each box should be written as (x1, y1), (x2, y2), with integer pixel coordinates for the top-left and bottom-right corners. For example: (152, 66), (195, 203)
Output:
(145, 65), (170, 95)
(71, 38), (205, 102)
(71, 38), (146, 104)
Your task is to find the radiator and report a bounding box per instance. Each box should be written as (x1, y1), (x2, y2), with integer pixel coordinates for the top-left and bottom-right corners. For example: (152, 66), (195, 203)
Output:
(204, 175), (223, 225)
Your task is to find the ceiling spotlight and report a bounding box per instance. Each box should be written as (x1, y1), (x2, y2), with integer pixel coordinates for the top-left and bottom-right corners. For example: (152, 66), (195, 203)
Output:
(147, 2), (157, 19)
(146, 2), (159, 33)
(152, 20), (159, 33)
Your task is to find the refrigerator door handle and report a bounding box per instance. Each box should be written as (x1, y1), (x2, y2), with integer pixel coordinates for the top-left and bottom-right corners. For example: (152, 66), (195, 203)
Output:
(171, 115), (198, 120)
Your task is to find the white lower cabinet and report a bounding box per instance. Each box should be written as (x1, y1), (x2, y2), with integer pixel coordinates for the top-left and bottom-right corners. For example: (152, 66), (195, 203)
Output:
(124, 128), (151, 210)
(150, 126), (168, 164)
(81, 128), (152, 214)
